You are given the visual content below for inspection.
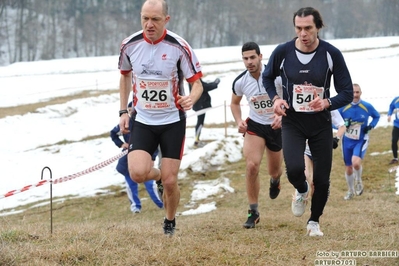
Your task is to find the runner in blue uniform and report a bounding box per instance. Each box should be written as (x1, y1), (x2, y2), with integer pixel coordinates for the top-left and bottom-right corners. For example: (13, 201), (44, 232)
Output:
(110, 103), (163, 213)
(262, 7), (353, 236)
(338, 84), (380, 200)
(387, 96), (399, 165)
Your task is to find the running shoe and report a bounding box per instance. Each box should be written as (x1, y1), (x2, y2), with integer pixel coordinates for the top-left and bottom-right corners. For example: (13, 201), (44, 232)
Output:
(389, 158), (398, 165)
(307, 221), (324, 236)
(131, 207), (141, 213)
(156, 179), (163, 202)
(355, 180), (363, 196)
(163, 218), (175, 236)
(243, 209), (260, 229)
(269, 178), (281, 199)
(291, 182), (309, 217)
(193, 141), (206, 148)
(343, 191), (354, 200)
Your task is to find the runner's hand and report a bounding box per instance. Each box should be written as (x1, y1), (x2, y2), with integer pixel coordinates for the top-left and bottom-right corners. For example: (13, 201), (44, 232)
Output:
(332, 137), (340, 149)
(273, 98), (288, 116)
(363, 125), (373, 134)
(271, 114), (282, 130)
(177, 95), (193, 111)
(308, 89), (324, 111)
(119, 114), (130, 134)
(237, 120), (247, 134)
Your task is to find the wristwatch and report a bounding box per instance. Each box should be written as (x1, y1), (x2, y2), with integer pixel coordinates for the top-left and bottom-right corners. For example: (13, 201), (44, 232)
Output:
(119, 110), (128, 117)
(272, 95), (281, 104)
(327, 98), (332, 109)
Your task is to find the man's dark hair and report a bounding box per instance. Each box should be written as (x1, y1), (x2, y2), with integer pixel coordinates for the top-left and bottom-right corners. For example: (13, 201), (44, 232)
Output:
(293, 7), (325, 29)
(241, 42), (260, 55)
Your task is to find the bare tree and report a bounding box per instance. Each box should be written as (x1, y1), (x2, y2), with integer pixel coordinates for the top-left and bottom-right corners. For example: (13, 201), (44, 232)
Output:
(0, 0), (397, 65)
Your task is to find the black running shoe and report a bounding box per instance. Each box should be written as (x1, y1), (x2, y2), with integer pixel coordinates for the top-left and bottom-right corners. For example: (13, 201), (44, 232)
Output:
(269, 178), (281, 199)
(243, 209), (260, 229)
(163, 218), (175, 236)
(156, 179), (163, 202)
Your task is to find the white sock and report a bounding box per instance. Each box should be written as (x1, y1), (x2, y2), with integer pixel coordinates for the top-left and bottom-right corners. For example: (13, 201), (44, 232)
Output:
(345, 172), (355, 192)
(354, 166), (363, 185)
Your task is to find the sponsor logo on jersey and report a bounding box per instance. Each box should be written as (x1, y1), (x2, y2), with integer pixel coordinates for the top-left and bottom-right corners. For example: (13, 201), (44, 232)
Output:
(299, 70), (310, 73)
(141, 69), (162, 75)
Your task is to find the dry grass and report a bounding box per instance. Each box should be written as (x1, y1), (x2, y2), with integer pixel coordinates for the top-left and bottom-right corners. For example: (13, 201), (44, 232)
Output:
(1, 105), (399, 265)
(0, 89), (117, 119)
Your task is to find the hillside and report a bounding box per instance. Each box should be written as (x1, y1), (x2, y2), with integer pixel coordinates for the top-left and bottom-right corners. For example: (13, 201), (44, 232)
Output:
(1, 36), (399, 265)
(1, 126), (398, 265)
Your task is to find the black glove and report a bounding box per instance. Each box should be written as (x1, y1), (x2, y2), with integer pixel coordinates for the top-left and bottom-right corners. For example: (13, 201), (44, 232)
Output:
(332, 137), (340, 149)
(363, 125), (373, 134)
(344, 118), (351, 127)
(214, 78), (220, 85)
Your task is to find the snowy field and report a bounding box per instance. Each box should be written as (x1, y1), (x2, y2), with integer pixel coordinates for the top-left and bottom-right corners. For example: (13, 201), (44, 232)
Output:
(0, 36), (398, 215)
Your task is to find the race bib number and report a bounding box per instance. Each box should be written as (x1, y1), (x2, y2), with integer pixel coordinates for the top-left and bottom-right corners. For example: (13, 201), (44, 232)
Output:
(345, 123), (361, 140)
(136, 78), (172, 109)
(249, 94), (273, 115)
(292, 84), (324, 112)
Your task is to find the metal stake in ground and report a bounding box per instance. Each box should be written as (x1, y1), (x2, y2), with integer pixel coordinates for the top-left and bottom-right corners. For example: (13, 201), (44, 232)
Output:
(41, 166), (53, 234)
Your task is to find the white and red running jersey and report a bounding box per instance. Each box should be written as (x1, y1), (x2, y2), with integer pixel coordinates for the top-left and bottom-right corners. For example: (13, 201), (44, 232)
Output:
(232, 64), (283, 125)
(118, 29), (202, 125)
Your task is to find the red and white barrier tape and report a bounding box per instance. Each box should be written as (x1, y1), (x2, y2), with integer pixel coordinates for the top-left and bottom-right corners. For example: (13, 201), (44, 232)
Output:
(0, 103), (243, 200)
(0, 150), (127, 200)
(187, 102), (252, 118)
(1, 180), (49, 199)
(187, 104), (224, 118)
(2, 102), (396, 200)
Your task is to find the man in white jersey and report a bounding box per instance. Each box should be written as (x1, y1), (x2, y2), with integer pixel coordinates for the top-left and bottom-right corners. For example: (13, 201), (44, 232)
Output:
(118, 0), (203, 236)
(231, 42), (283, 229)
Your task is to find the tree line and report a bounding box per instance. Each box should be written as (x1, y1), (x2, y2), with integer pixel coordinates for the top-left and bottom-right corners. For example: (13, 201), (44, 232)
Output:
(0, 0), (398, 66)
